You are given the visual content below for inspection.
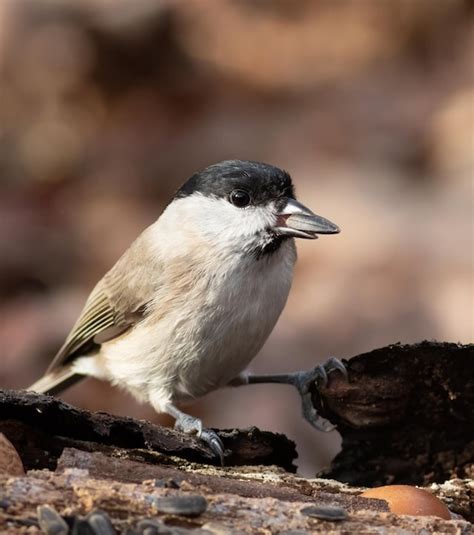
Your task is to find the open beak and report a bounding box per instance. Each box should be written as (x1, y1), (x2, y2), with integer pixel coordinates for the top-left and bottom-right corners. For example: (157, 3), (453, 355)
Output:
(274, 198), (340, 239)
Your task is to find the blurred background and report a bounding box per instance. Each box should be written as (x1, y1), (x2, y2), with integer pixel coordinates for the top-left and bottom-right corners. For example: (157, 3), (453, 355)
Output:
(0, 0), (472, 476)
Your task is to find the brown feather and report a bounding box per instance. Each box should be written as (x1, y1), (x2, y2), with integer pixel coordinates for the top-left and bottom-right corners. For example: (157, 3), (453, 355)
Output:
(45, 230), (160, 373)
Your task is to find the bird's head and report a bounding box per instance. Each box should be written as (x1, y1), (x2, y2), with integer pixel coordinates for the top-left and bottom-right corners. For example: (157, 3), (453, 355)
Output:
(169, 160), (340, 258)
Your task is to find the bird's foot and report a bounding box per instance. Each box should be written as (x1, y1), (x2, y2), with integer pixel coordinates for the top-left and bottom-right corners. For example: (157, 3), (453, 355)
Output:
(291, 357), (347, 432)
(291, 356), (347, 391)
(174, 413), (225, 465)
(247, 357), (347, 432)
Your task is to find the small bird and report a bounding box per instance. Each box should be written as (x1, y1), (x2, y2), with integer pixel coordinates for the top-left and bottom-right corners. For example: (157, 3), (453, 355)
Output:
(29, 160), (343, 461)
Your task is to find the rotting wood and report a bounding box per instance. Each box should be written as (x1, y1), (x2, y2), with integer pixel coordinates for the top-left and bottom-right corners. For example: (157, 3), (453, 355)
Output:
(0, 470), (471, 534)
(315, 341), (474, 486)
(0, 341), (473, 532)
(55, 447), (387, 512)
(0, 389), (297, 472)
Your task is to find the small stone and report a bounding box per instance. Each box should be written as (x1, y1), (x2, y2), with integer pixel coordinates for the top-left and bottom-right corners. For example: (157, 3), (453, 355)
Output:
(153, 495), (208, 517)
(0, 433), (25, 476)
(300, 505), (348, 521)
(87, 510), (116, 534)
(37, 505), (69, 535)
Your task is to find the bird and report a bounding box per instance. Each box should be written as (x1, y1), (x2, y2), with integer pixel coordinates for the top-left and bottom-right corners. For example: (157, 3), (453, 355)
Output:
(29, 160), (344, 462)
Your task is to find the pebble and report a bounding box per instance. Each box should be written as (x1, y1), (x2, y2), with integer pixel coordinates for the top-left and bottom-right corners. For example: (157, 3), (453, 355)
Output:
(0, 433), (25, 476)
(37, 505), (69, 535)
(152, 495), (208, 517)
(300, 504), (348, 521)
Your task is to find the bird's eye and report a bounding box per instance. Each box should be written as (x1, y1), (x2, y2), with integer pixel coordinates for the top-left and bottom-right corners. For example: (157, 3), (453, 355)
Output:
(229, 189), (251, 208)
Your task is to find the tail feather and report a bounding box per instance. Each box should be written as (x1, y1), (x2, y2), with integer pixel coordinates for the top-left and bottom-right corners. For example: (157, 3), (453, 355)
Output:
(28, 366), (84, 395)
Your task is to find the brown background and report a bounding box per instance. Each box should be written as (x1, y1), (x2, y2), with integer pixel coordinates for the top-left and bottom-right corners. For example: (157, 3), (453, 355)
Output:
(0, 0), (472, 476)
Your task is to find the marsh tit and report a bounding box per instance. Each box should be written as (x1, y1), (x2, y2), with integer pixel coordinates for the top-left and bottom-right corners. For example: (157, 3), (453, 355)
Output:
(29, 160), (343, 461)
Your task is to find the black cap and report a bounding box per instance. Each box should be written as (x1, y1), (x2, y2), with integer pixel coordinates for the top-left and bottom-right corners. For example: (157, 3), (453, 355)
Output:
(175, 160), (295, 206)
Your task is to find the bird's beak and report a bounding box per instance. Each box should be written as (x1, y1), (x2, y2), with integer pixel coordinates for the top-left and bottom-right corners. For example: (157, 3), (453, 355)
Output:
(274, 198), (340, 239)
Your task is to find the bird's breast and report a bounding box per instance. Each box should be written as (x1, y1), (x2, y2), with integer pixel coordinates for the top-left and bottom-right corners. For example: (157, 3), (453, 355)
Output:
(101, 240), (296, 403)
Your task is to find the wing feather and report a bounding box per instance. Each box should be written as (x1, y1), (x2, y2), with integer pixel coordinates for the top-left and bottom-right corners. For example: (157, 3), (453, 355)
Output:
(46, 231), (158, 373)
(46, 283), (122, 373)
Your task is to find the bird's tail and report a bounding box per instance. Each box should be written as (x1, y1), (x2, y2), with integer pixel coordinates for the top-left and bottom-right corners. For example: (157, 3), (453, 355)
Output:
(28, 365), (84, 395)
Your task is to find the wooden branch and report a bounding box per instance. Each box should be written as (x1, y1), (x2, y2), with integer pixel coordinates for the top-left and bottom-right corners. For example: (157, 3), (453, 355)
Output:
(0, 389), (297, 472)
(315, 341), (474, 487)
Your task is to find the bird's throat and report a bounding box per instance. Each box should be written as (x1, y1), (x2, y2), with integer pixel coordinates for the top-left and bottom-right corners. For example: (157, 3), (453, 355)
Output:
(251, 232), (285, 260)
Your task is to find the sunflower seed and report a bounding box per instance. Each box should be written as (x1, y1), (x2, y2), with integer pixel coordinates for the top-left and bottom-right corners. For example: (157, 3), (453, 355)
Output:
(137, 519), (165, 534)
(87, 510), (116, 535)
(152, 495), (207, 517)
(137, 518), (196, 534)
(37, 505), (69, 535)
(71, 518), (93, 535)
(300, 505), (348, 521)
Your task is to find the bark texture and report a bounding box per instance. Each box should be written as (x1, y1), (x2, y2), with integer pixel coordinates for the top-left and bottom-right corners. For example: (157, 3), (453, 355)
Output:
(1, 463), (472, 534)
(0, 341), (473, 532)
(0, 389), (297, 472)
(315, 341), (474, 486)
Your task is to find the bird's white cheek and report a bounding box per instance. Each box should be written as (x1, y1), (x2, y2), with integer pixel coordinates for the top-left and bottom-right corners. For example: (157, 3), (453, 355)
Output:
(156, 196), (277, 249)
(198, 203), (275, 244)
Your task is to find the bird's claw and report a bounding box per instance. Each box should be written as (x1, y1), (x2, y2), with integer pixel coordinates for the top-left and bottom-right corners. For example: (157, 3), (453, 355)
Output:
(306, 357), (347, 389)
(323, 356), (348, 381)
(294, 357), (347, 432)
(200, 428), (226, 466)
(174, 414), (225, 465)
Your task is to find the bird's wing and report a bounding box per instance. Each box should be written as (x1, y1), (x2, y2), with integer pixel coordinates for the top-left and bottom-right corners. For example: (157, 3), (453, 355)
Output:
(46, 234), (156, 373)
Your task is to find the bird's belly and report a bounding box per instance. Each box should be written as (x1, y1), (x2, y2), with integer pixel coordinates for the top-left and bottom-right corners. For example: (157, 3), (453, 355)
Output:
(101, 299), (281, 405)
(172, 314), (274, 401)
(100, 244), (295, 406)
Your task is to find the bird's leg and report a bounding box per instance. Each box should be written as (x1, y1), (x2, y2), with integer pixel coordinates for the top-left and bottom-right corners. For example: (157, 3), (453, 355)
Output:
(233, 357), (347, 432)
(163, 403), (226, 464)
